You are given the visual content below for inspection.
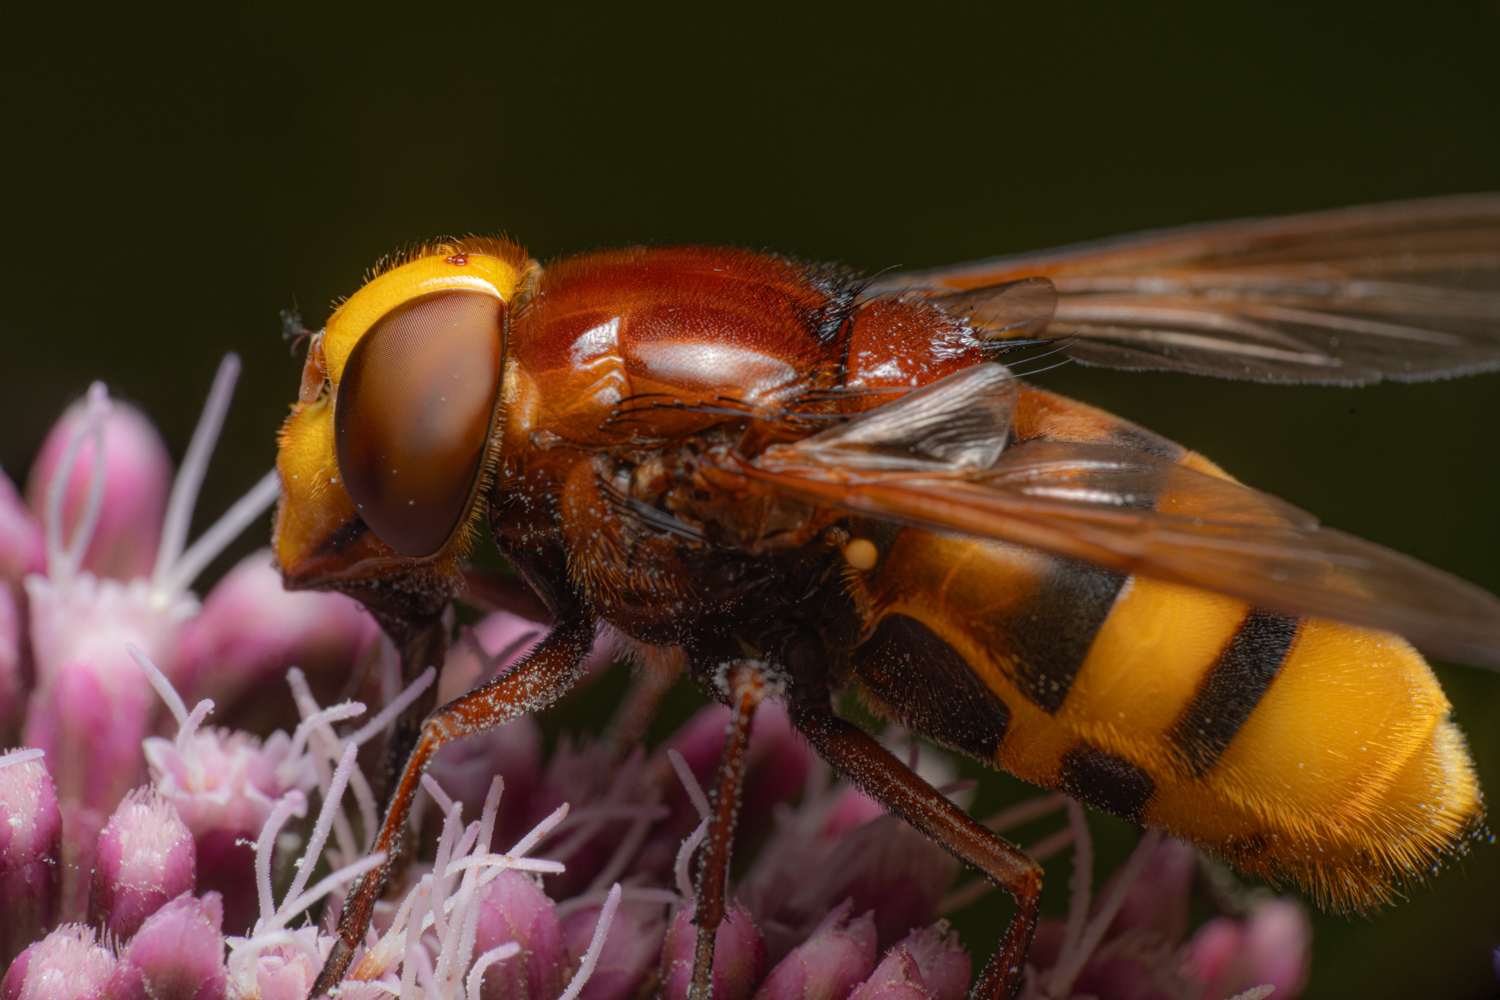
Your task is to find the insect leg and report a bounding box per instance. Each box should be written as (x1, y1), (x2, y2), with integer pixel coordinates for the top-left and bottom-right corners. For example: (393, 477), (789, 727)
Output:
(460, 566), (555, 623)
(308, 616), (598, 998)
(688, 661), (773, 1000)
(600, 656), (684, 759)
(789, 694), (1043, 1000)
(365, 611), (447, 803)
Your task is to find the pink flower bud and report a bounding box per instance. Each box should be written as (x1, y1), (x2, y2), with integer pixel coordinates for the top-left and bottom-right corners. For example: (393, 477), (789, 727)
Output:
(562, 899), (667, 1000)
(106, 892), (227, 1000)
(25, 398), (172, 582)
(848, 923), (969, 1000)
(753, 900), (877, 1000)
(172, 550), (378, 719)
(471, 869), (568, 1000)
(1240, 898), (1311, 997)
(89, 787), (197, 940)
(0, 752), (62, 965)
(0, 588), (25, 754)
(0, 468), (44, 586)
(24, 571), (188, 816)
(660, 902), (767, 1000)
(1, 924), (116, 1000)
(1187, 897), (1311, 1000)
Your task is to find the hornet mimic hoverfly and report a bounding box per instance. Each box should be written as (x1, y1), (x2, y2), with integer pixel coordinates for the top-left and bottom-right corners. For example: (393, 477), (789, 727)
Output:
(273, 194), (1500, 1000)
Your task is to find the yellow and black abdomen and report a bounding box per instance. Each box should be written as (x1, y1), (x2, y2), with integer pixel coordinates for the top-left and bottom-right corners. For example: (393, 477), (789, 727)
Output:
(849, 390), (1483, 910)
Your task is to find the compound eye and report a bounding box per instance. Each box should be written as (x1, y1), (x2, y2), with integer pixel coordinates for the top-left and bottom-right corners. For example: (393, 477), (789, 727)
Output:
(334, 290), (504, 558)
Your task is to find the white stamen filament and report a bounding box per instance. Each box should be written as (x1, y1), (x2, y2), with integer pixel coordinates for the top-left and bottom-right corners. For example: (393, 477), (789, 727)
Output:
(63, 385), (111, 578)
(587, 793), (660, 894)
(284, 667), (373, 859)
(45, 382), (111, 579)
(273, 743), (359, 928)
(1048, 829), (1164, 996)
(154, 354), (241, 589)
(0, 748), (45, 769)
(430, 802), (464, 943)
(1225, 987), (1277, 1000)
(348, 667), (436, 747)
(675, 817), (710, 901)
(466, 942), (521, 1000)
(1051, 797), (1093, 997)
(128, 643), (190, 725)
(668, 748), (711, 819)
(400, 878), (433, 999)
(282, 700), (366, 781)
(274, 850), (386, 930)
(254, 791), (307, 932)
(422, 773), (457, 817)
(162, 468), (280, 596)
(556, 883), (622, 1000)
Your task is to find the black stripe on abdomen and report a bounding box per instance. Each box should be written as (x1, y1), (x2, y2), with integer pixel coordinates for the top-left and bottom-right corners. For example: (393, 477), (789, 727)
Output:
(1057, 744), (1156, 824)
(1168, 609), (1302, 776)
(1006, 560), (1127, 713)
(854, 613), (1011, 761)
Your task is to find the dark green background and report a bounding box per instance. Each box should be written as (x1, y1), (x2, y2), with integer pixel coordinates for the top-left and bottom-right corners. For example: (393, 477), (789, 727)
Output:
(2, 3), (1498, 996)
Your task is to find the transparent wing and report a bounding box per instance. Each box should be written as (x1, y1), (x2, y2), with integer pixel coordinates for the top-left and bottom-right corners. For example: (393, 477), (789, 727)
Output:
(721, 366), (1500, 666)
(875, 194), (1500, 384)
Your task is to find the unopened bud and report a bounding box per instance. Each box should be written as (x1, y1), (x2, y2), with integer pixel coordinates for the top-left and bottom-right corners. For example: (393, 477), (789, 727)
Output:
(562, 899), (667, 1000)
(25, 398), (172, 582)
(0, 468), (44, 585)
(89, 787), (197, 940)
(849, 922), (970, 1000)
(472, 869), (568, 1000)
(0, 752), (62, 965)
(172, 551), (378, 718)
(105, 892), (227, 999)
(0, 924), (116, 1000)
(753, 900), (877, 1000)
(660, 902), (767, 1000)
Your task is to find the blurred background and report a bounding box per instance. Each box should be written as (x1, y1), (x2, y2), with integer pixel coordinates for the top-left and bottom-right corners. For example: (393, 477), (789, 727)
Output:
(2, 3), (1498, 996)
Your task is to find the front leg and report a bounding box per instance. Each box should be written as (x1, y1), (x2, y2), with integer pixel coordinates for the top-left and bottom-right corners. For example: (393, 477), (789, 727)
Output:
(789, 691), (1042, 1000)
(309, 616), (598, 998)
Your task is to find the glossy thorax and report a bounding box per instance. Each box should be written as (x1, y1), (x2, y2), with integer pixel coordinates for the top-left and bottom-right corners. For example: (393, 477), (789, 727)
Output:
(277, 242), (979, 636)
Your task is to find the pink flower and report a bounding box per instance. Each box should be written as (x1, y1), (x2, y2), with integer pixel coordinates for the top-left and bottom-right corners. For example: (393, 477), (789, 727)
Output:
(105, 892), (228, 1000)
(0, 468), (44, 587)
(753, 900), (877, 1000)
(660, 902), (767, 1000)
(1, 924), (116, 1000)
(0, 750), (61, 966)
(172, 550), (379, 723)
(23, 394), (172, 583)
(88, 787), (198, 941)
(470, 870), (568, 1000)
(561, 898), (667, 1000)
(1186, 899), (1311, 1000)
(848, 923), (971, 1000)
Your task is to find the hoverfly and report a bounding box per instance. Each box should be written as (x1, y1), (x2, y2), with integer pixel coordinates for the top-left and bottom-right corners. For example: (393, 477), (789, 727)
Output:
(273, 194), (1500, 1000)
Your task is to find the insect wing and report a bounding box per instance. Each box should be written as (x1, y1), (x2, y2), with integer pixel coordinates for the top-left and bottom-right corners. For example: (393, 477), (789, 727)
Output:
(878, 194), (1500, 383)
(729, 367), (1500, 667)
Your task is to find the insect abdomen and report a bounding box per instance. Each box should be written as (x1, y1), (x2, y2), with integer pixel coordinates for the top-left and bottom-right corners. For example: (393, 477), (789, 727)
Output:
(850, 391), (1482, 910)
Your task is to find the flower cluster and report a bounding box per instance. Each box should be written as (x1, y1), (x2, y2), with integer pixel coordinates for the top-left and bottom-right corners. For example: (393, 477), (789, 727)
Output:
(0, 364), (1312, 1000)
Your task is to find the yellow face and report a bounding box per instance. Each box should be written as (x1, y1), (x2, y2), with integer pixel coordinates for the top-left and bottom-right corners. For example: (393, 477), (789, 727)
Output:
(273, 238), (531, 595)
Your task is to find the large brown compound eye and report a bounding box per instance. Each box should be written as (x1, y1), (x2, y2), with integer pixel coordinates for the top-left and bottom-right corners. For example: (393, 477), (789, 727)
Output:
(335, 290), (504, 558)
